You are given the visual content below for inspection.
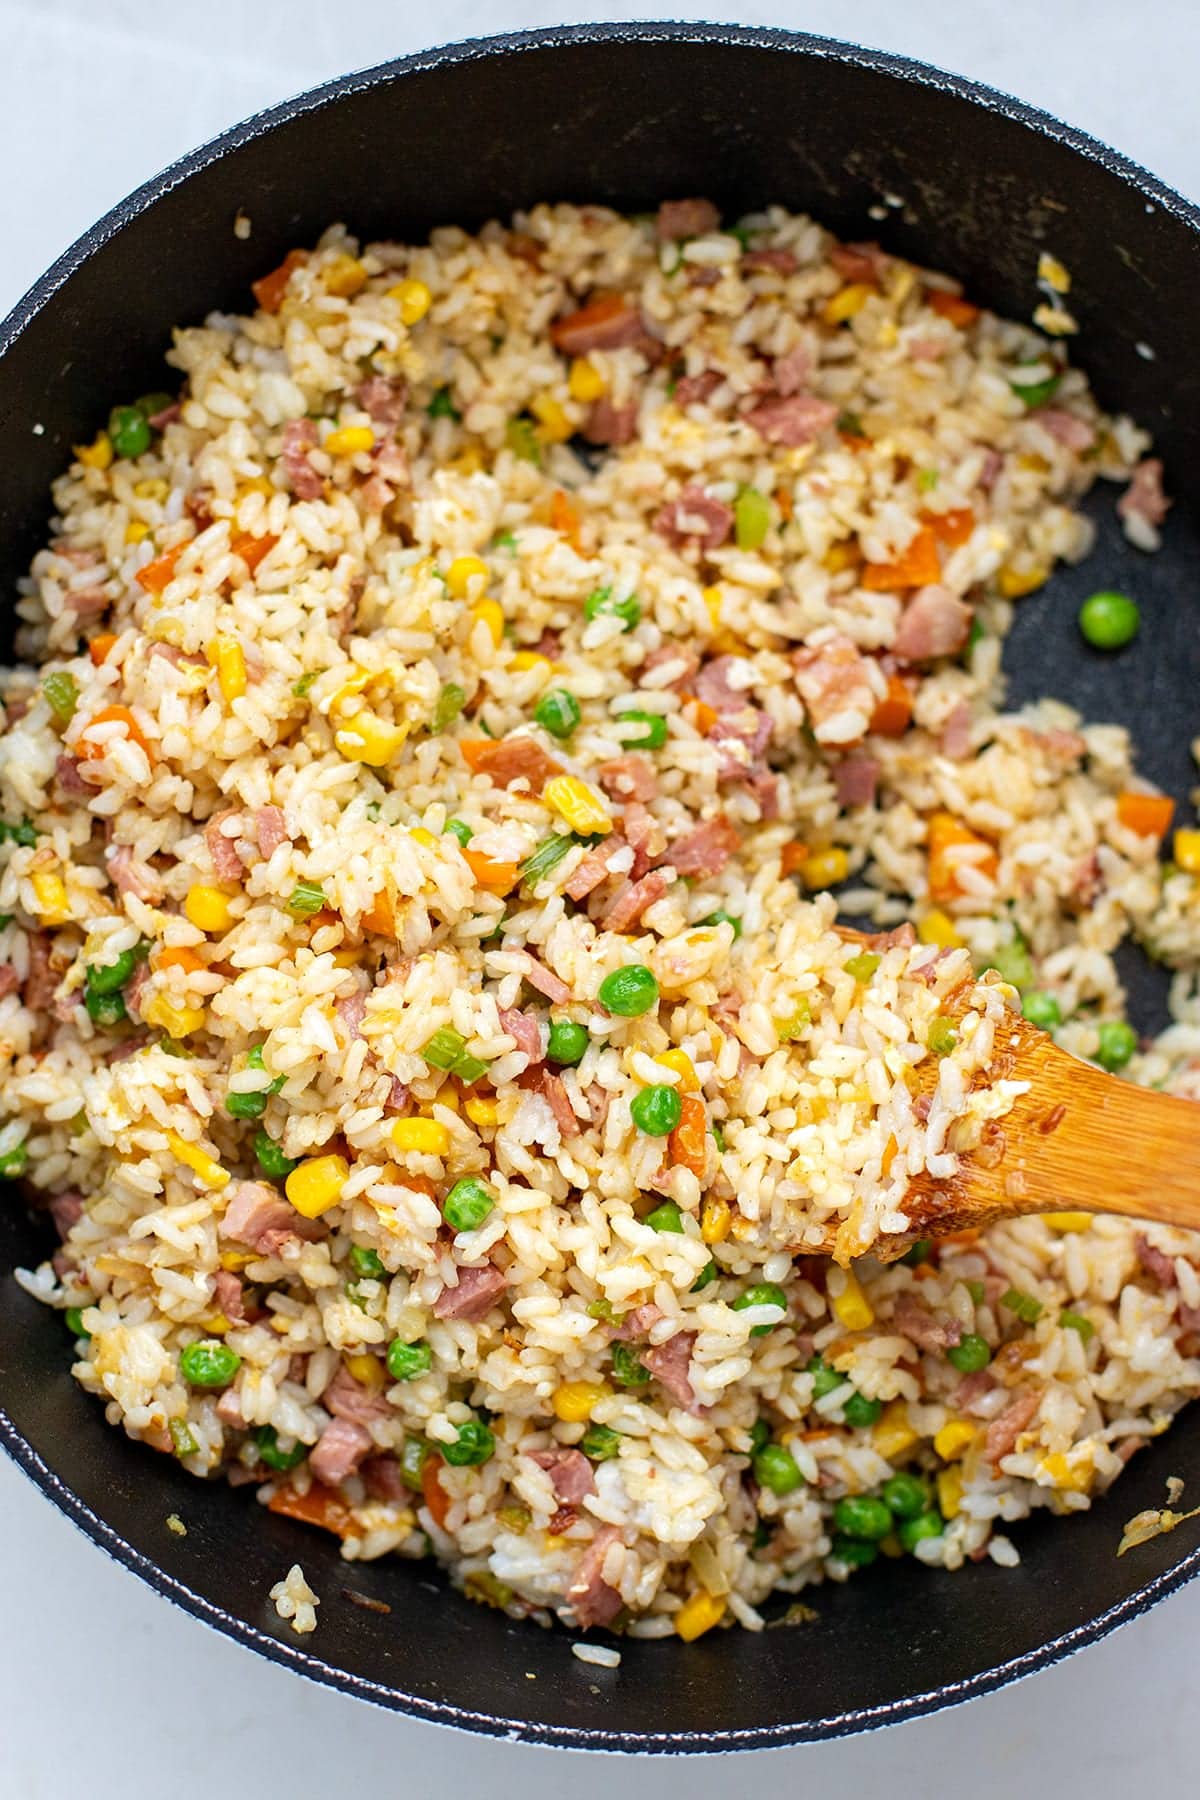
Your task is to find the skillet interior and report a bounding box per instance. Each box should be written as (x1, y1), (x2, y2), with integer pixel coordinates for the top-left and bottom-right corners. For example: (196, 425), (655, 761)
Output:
(1, 22), (1199, 1750)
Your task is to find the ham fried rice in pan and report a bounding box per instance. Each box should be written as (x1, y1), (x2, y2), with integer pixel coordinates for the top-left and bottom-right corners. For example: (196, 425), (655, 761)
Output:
(4, 200), (1199, 1641)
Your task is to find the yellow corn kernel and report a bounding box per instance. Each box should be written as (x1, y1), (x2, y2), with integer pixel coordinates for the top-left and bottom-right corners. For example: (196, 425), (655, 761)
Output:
(219, 1250), (254, 1272)
(675, 1590), (728, 1642)
(207, 635), (246, 703)
(702, 585), (723, 629)
(323, 252), (367, 297)
(334, 714), (408, 766)
(1041, 1211), (1093, 1233)
(238, 475), (274, 499)
(446, 554), (489, 598)
(823, 540), (861, 574)
(568, 357), (606, 402)
(531, 393), (572, 443)
(134, 478), (170, 501)
(470, 599), (505, 648)
(936, 1464), (964, 1520)
(325, 424), (375, 457)
(552, 1381), (609, 1423)
(801, 847), (849, 891)
(285, 1154), (349, 1219)
(823, 282), (874, 325)
(871, 1399), (919, 1461)
(1174, 828), (1200, 873)
(30, 870), (70, 925)
(185, 884), (235, 934)
(728, 1213), (757, 1243)
(830, 1267), (874, 1332)
(447, 447), (484, 475)
(202, 1312), (232, 1335)
(410, 826), (436, 847)
(125, 519), (151, 545)
(75, 432), (113, 471)
(1037, 252), (1071, 295)
(1041, 1450), (1092, 1492)
(165, 1130), (229, 1190)
(544, 1533), (572, 1551)
(996, 563), (1049, 600)
(701, 1196), (732, 1244)
(934, 1419), (979, 1462)
(543, 775), (612, 837)
(656, 1048), (699, 1091)
(434, 1083), (461, 1114)
(389, 278), (432, 324)
(465, 1094), (499, 1130)
(142, 993), (206, 1037)
(390, 1117), (450, 1156)
(918, 908), (964, 949)
(510, 651), (551, 673)
(344, 1352), (387, 1391)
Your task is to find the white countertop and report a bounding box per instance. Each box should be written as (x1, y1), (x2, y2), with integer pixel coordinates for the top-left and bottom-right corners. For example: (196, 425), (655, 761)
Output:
(3, 2), (1199, 1792)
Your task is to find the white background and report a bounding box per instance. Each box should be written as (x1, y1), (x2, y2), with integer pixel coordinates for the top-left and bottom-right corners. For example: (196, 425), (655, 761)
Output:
(2, 2), (1199, 1793)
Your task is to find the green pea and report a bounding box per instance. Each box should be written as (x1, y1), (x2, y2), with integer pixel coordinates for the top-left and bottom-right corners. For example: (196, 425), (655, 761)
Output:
(630, 1084), (682, 1136)
(534, 688), (581, 739)
(734, 485), (771, 551)
(842, 1392), (883, 1429)
(1079, 590), (1139, 651)
(598, 964), (659, 1016)
(255, 1425), (307, 1471)
(85, 944), (141, 995)
(399, 1435), (431, 1488)
(580, 1424), (622, 1462)
(644, 1200), (684, 1233)
(253, 1130), (298, 1178)
(64, 1305), (90, 1338)
(0, 1143), (29, 1179)
(1001, 1285), (1044, 1325)
(900, 1239), (932, 1267)
(584, 586), (641, 632)
(927, 1015), (958, 1056)
(946, 1333), (992, 1373)
(179, 1339), (241, 1388)
(547, 1019), (589, 1066)
(427, 387), (461, 420)
(84, 985), (127, 1027)
(731, 1282), (787, 1336)
(615, 710), (668, 750)
(386, 1338), (433, 1381)
(882, 1472), (930, 1519)
(1010, 369), (1062, 409)
(749, 1418), (771, 1456)
(690, 1259), (719, 1292)
(108, 404), (152, 459)
(699, 910), (742, 938)
(806, 1355), (846, 1400)
(752, 1442), (804, 1496)
(287, 881), (327, 916)
(833, 1494), (893, 1541)
(1096, 1018), (1137, 1070)
(226, 1089), (269, 1120)
(610, 1343), (649, 1387)
(1022, 990), (1062, 1031)
(898, 1510), (944, 1551)
(442, 1417), (495, 1466)
(443, 1177), (494, 1233)
(348, 1245), (385, 1280)
(843, 951), (881, 983)
(832, 1534), (878, 1567)
(444, 818), (474, 847)
(982, 938), (1034, 989)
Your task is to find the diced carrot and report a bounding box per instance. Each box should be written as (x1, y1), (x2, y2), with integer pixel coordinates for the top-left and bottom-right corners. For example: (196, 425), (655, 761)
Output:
(75, 705), (156, 764)
(549, 293), (629, 352)
(458, 739), (496, 774)
(360, 891), (395, 936)
(838, 427), (872, 451)
(682, 697), (718, 734)
(922, 506), (975, 547)
(155, 946), (205, 974)
(549, 488), (581, 549)
(463, 846), (521, 893)
(230, 531), (279, 573)
(870, 673), (914, 737)
(421, 1453), (451, 1530)
(252, 249), (309, 315)
(780, 840), (810, 876)
(861, 524), (941, 591)
(88, 633), (118, 666)
(773, 486), (794, 521)
(668, 1094), (707, 1178)
(135, 543), (185, 595)
(928, 289), (981, 328)
(927, 809), (998, 902)
(1116, 791), (1175, 839)
(266, 1481), (354, 1537)
(881, 1134), (899, 1175)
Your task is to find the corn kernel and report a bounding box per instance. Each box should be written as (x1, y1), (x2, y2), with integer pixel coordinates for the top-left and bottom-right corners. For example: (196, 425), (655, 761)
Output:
(219, 1250), (254, 1272)
(934, 1419), (979, 1462)
(185, 884), (235, 934)
(325, 424), (375, 457)
(447, 447), (484, 475)
(802, 847), (850, 892)
(142, 993), (206, 1037)
(1041, 1450), (1092, 1492)
(823, 282), (874, 325)
(30, 870), (70, 925)
(872, 1399), (919, 1460)
(134, 478), (169, 501)
(323, 252), (367, 297)
(202, 1312), (232, 1335)
(238, 475), (274, 499)
(446, 554), (489, 598)
(75, 432), (113, 471)
(656, 1048), (699, 1091)
(409, 827), (436, 847)
(165, 1130), (229, 1190)
(1174, 828), (1200, 873)
(1037, 252), (1071, 295)
(465, 1095), (499, 1129)
(1041, 1211), (1093, 1233)
(334, 714), (408, 766)
(124, 519), (150, 545)
(344, 1352), (387, 1391)
(390, 1117), (451, 1156)
(510, 651), (551, 673)
(702, 585), (723, 630)
(830, 1267), (874, 1332)
(389, 278), (432, 324)
(917, 908), (964, 949)
(207, 635), (247, 703)
(434, 1083), (461, 1114)
(543, 775), (612, 837)
(701, 1196), (732, 1244)
(996, 563), (1049, 600)
(285, 1154), (349, 1219)
(568, 357), (607, 402)
(531, 393), (572, 443)
(470, 599), (505, 648)
(823, 541), (861, 574)
(675, 1590), (727, 1642)
(552, 1381), (609, 1423)
(937, 1464), (964, 1519)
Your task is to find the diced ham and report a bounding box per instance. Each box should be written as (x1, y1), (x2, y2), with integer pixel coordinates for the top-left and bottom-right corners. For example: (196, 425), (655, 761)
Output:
(47, 1192), (84, 1239)
(216, 1388), (246, 1428)
(865, 922), (917, 951)
(499, 1007), (543, 1063)
(56, 754), (93, 797)
(611, 1303), (664, 1341)
(892, 585), (971, 662)
(1036, 408), (1096, 452)
(63, 586), (110, 621)
(254, 805), (288, 856)
(656, 198), (720, 240)
(355, 374), (408, 426)
(205, 810), (246, 882)
(565, 842), (623, 901)
(984, 1388), (1042, 1467)
(309, 1415), (373, 1485)
(621, 803), (659, 879)
(323, 1362), (393, 1425)
(372, 436), (410, 486)
(219, 1180), (325, 1251)
(148, 402), (181, 430)
(709, 710), (772, 783)
(360, 472), (393, 514)
(211, 1269), (247, 1325)
(1178, 1303), (1200, 1335)
(23, 936), (58, 1013)
(518, 954), (571, 1004)
(583, 399), (638, 446)
(124, 960), (151, 1022)
(654, 484), (734, 552)
(567, 1525), (623, 1628)
(281, 418), (324, 500)
(538, 1069), (579, 1137)
(108, 845), (164, 903)
(977, 448), (1004, 491)
(1136, 1233), (1177, 1287)
(773, 345), (812, 395)
(585, 1083), (611, 1130)
(694, 654), (751, 714)
(642, 1331), (702, 1414)
(908, 334), (949, 363)
(830, 241), (890, 283)
(383, 1076), (411, 1115)
(659, 815), (740, 878)
(742, 248), (799, 275)
(465, 736), (562, 793)
(597, 755), (657, 804)
(742, 392), (837, 447)
(602, 870), (670, 933)
(109, 1031), (150, 1062)
(0, 965), (18, 999)
(674, 370), (722, 409)
(890, 1299), (964, 1352)
(432, 1262), (509, 1321)
(530, 1446), (596, 1503)
(940, 701), (972, 761)
(792, 636), (877, 743)
(550, 299), (650, 356)
(532, 629), (562, 660)
(361, 1455), (407, 1502)
(833, 753), (880, 809)
(956, 1368), (998, 1413)
(1117, 457), (1170, 528)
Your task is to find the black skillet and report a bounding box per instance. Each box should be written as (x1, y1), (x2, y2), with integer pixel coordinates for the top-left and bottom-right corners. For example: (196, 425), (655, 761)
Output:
(2, 21), (1199, 1753)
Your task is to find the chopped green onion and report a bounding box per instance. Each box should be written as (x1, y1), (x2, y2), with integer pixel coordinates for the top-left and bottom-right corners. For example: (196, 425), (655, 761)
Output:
(421, 1027), (467, 1071)
(734, 485), (771, 551)
(399, 1434), (431, 1489)
(64, 1305), (90, 1338)
(169, 1418), (199, 1458)
(443, 818), (473, 847)
(980, 936), (1033, 989)
(711, 1120), (727, 1153)
(917, 468), (939, 492)
(964, 1279), (985, 1304)
(585, 1298), (622, 1323)
(505, 416), (541, 464)
(927, 1015), (958, 1056)
(255, 1425), (307, 1471)
(775, 1001), (811, 1042)
(0, 818), (37, 847)
(42, 671), (79, 725)
(492, 529), (518, 553)
(1001, 1286), (1044, 1325)
(427, 387), (461, 420)
(292, 671), (320, 698)
(699, 909), (742, 938)
(431, 682), (466, 731)
(287, 881), (326, 916)
(521, 834), (575, 885)
(611, 1343), (649, 1386)
(1059, 1309), (1095, 1341)
(0, 1141), (31, 1179)
(1010, 369), (1062, 409)
(843, 951), (880, 982)
(580, 1424), (622, 1462)
(901, 1239), (932, 1267)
